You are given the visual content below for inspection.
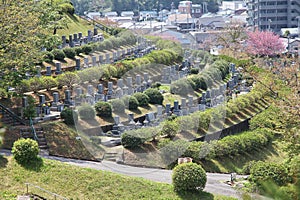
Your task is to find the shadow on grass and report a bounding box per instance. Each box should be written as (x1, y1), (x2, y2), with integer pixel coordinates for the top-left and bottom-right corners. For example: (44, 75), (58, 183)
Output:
(176, 190), (214, 200)
(19, 157), (44, 172)
(0, 155), (8, 168)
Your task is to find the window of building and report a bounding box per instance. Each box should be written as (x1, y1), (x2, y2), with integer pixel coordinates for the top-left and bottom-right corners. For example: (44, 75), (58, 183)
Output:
(277, 1), (287, 5)
(277, 9), (287, 13)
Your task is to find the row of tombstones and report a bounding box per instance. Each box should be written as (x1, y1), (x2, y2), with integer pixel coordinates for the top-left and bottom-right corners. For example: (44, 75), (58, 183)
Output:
(35, 45), (155, 77)
(61, 29), (103, 48)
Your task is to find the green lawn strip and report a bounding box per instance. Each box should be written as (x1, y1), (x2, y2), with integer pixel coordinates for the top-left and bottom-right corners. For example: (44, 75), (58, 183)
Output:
(0, 157), (236, 200)
(201, 140), (287, 174)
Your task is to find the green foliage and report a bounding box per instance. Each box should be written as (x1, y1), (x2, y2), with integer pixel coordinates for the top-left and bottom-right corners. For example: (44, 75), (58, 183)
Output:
(58, 2), (75, 15)
(160, 140), (189, 165)
(60, 107), (78, 125)
(109, 99), (125, 113)
(172, 163), (207, 192)
(23, 96), (37, 119)
(74, 46), (84, 55)
(94, 101), (112, 117)
(121, 132), (144, 148)
(133, 92), (149, 107)
(144, 88), (164, 105)
(56, 72), (80, 89)
(289, 155), (300, 184)
(28, 77), (44, 93)
(170, 79), (191, 96)
(249, 161), (290, 187)
(63, 47), (76, 58)
(122, 96), (139, 110)
(82, 45), (93, 55)
(190, 68), (199, 74)
(12, 138), (39, 165)
(41, 76), (58, 90)
(78, 103), (95, 120)
(42, 51), (54, 62)
(160, 120), (179, 138)
(51, 49), (66, 61)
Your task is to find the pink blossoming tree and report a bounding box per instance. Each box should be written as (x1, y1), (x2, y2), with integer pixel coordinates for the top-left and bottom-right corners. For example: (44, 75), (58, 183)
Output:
(246, 30), (285, 57)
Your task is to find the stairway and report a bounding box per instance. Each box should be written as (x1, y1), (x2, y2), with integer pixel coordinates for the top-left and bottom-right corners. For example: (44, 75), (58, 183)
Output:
(20, 127), (48, 150)
(0, 103), (26, 127)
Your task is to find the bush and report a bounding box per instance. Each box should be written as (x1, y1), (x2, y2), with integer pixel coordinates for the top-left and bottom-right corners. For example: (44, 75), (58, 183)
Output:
(249, 161), (290, 187)
(122, 96), (139, 110)
(82, 45), (93, 55)
(59, 3), (75, 15)
(109, 99), (125, 113)
(78, 103), (96, 120)
(170, 79), (191, 96)
(43, 51), (54, 63)
(12, 138), (39, 165)
(28, 77), (43, 93)
(190, 68), (199, 74)
(74, 46), (84, 55)
(41, 76), (57, 91)
(121, 132), (144, 148)
(172, 163), (207, 192)
(160, 120), (179, 138)
(133, 92), (149, 107)
(51, 49), (66, 61)
(60, 108), (78, 125)
(144, 88), (164, 105)
(63, 47), (76, 58)
(23, 96), (37, 119)
(95, 101), (112, 117)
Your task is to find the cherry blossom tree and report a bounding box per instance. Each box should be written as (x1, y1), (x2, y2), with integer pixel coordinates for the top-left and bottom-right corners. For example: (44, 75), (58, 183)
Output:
(246, 30), (285, 57)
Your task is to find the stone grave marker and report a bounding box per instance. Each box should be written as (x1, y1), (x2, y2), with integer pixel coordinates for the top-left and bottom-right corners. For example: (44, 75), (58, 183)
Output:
(92, 56), (97, 67)
(46, 66), (52, 76)
(55, 62), (62, 74)
(75, 58), (81, 70)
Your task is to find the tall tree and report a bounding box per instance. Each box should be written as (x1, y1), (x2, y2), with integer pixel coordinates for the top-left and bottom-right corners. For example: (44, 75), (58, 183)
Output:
(246, 30), (285, 57)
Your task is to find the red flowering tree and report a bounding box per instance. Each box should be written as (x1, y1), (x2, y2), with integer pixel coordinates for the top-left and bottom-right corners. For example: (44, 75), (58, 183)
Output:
(246, 30), (285, 57)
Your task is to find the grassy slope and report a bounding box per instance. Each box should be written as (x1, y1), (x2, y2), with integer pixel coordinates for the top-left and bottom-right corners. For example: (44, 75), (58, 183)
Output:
(0, 157), (236, 200)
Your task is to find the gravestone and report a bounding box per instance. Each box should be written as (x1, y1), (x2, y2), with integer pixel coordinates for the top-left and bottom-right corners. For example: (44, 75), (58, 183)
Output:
(165, 103), (171, 116)
(64, 90), (72, 105)
(87, 85), (94, 96)
(93, 28), (98, 36)
(173, 100), (180, 116)
(92, 56), (97, 67)
(157, 105), (163, 117)
(97, 84), (103, 94)
(117, 50), (121, 59)
(87, 30), (92, 42)
(69, 34), (74, 47)
(181, 98), (188, 115)
(136, 75), (141, 92)
(84, 57), (89, 68)
(76, 87), (83, 97)
(78, 32), (83, 39)
(39, 95), (45, 106)
(46, 66), (52, 76)
(52, 92), (59, 106)
(206, 90), (211, 99)
(128, 113), (135, 126)
(75, 58), (81, 70)
(198, 104), (206, 111)
(55, 62), (62, 74)
(73, 33), (78, 43)
(113, 52), (117, 62)
(105, 53), (110, 64)
(188, 95), (194, 107)
(123, 86), (128, 95)
(107, 82), (113, 99)
(62, 35), (66, 47)
(117, 79), (124, 89)
(127, 77), (133, 95)
(22, 96), (28, 108)
(95, 94), (103, 102)
(99, 55), (104, 64)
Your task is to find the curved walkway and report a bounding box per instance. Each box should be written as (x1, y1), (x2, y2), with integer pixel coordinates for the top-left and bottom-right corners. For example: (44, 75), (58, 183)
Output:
(1, 149), (246, 198)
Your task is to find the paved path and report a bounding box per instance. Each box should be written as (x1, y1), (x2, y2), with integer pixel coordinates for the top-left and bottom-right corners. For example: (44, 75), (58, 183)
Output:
(1, 149), (246, 199)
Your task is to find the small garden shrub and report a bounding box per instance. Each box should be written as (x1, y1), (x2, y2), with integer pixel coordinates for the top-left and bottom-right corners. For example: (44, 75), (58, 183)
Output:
(82, 45), (93, 55)
(43, 51), (54, 63)
(122, 96), (139, 110)
(63, 47), (76, 58)
(172, 163), (207, 192)
(109, 99), (125, 113)
(95, 101), (112, 117)
(144, 88), (164, 105)
(121, 132), (144, 148)
(133, 92), (149, 107)
(190, 68), (199, 74)
(60, 107), (78, 125)
(12, 138), (39, 165)
(249, 161), (290, 187)
(74, 46), (84, 55)
(51, 49), (66, 61)
(78, 103), (96, 120)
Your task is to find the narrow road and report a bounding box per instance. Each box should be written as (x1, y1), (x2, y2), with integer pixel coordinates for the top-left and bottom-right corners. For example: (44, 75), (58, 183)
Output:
(1, 149), (245, 199)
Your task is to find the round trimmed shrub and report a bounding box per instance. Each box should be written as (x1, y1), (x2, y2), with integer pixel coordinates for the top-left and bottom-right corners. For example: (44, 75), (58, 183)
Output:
(170, 79), (191, 96)
(60, 107), (78, 125)
(121, 132), (144, 148)
(51, 49), (66, 61)
(12, 138), (39, 165)
(133, 92), (149, 107)
(78, 103), (96, 120)
(172, 163), (207, 192)
(95, 101), (112, 117)
(122, 96), (139, 110)
(63, 47), (76, 58)
(82, 45), (93, 55)
(74, 46), (84, 55)
(109, 99), (125, 113)
(144, 88), (164, 105)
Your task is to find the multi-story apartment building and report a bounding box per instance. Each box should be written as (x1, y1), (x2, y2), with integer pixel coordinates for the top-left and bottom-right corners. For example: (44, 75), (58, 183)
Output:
(247, 0), (300, 32)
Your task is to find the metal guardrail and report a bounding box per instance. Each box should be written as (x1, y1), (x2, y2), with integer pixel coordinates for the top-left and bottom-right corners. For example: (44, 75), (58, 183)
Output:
(0, 102), (27, 125)
(25, 183), (68, 200)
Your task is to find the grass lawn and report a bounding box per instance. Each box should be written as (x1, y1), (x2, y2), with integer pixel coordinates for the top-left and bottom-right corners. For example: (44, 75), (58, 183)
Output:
(0, 156), (236, 200)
